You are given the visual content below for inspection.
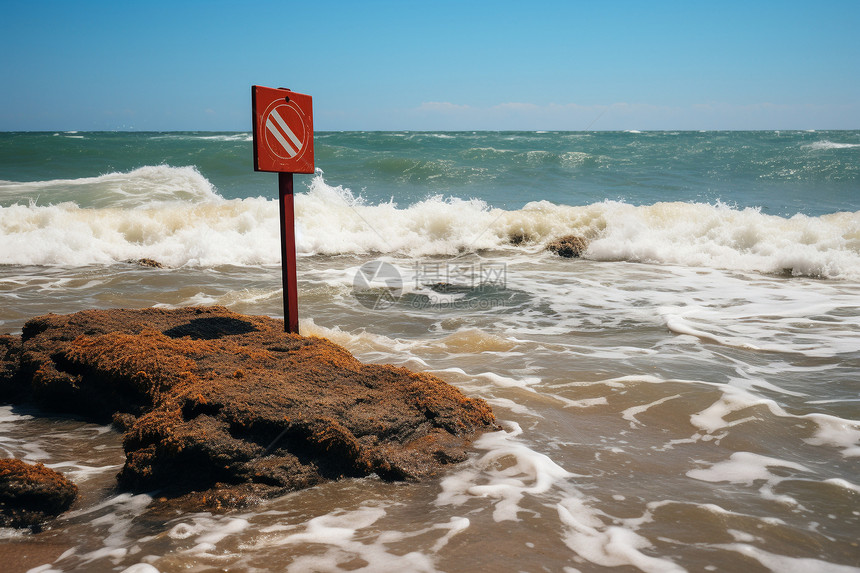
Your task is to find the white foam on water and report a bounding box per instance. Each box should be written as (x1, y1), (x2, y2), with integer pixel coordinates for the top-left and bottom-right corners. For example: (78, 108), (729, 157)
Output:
(621, 394), (683, 427)
(43, 461), (122, 483)
(567, 372), (859, 475)
(556, 497), (686, 573)
(714, 543), (860, 572)
(428, 517), (470, 551)
(25, 566), (63, 573)
(436, 421), (576, 522)
(432, 414), (690, 573)
(484, 396), (542, 417)
(120, 564), (162, 573)
(0, 165), (221, 209)
(0, 405), (33, 425)
(641, 500), (860, 571)
(468, 371), (542, 393)
(687, 451), (810, 487)
(298, 174), (513, 257)
(651, 276), (860, 358)
(689, 385), (787, 435)
(583, 201), (860, 280)
(153, 286), (281, 310)
(521, 259), (860, 363)
(166, 515), (251, 557)
(245, 506), (439, 573)
(43, 492), (154, 570)
(647, 499), (784, 524)
(803, 413), (860, 457)
(600, 374), (668, 386)
(685, 383), (860, 458)
(424, 328), (520, 354)
(299, 322), (533, 395)
(823, 477), (860, 493)
(805, 140), (860, 150)
(267, 507), (386, 546)
(300, 319), (417, 359)
(0, 196), (282, 266)
(556, 396), (609, 409)
(661, 310), (762, 350)
(148, 133), (252, 142)
(3, 169), (859, 278)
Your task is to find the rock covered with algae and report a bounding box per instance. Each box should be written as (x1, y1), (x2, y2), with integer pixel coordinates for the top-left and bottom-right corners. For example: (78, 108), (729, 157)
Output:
(0, 458), (77, 530)
(0, 307), (498, 508)
(546, 235), (588, 258)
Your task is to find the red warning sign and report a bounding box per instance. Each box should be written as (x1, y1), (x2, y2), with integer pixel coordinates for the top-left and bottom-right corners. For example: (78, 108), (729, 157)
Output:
(252, 86), (314, 173)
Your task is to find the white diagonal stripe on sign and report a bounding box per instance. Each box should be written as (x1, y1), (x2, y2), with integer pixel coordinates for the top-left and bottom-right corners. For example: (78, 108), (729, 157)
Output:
(266, 117), (297, 157)
(270, 109), (303, 151)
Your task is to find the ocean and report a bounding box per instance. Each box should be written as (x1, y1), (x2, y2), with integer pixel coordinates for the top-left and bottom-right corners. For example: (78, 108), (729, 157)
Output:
(0, 130), (858, 572)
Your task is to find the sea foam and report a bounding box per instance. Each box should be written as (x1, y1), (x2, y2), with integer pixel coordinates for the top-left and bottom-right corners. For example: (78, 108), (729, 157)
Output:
(0, 165), (220, 209)
(1, 167), (858, 278)
(805, 140), (860, 150)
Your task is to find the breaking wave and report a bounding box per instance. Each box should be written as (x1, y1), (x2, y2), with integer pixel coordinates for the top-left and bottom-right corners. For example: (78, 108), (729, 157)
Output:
(1, 166), (858, 278)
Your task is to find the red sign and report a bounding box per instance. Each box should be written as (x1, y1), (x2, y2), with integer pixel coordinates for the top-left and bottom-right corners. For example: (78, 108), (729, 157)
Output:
(252, 86), (314, 174)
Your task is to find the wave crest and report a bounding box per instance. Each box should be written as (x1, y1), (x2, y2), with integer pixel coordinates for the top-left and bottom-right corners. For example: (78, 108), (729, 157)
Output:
(0, 165), (221, 209)
(805, 140), (860, 150)
(1, 171), (858, 278)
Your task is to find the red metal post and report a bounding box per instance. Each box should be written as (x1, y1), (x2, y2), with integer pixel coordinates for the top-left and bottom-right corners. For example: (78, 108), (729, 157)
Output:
(278, 172), (299, 334)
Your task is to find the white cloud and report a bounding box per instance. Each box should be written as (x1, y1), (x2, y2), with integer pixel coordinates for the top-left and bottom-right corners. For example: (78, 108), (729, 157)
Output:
(417, 101), (472, 113)
(491, 102), (541, 112)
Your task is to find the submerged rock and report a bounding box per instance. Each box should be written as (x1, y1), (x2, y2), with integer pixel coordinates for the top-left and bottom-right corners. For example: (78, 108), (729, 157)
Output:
(508, 231), (536, 245)
(546, 235), (588, 258)
(0, 458), (77, 530)
(3, 307), (498, 507)
(129, 258), (164, 268)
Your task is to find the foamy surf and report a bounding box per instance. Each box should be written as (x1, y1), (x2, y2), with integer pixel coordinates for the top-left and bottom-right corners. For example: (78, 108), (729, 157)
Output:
(0, 165), (220, 209)
(1, 168), (859, 278)
(805, 140), (860, 150)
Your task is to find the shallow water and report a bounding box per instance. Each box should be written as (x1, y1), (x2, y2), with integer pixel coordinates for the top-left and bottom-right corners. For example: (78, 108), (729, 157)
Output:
(1, 253), (859, 573)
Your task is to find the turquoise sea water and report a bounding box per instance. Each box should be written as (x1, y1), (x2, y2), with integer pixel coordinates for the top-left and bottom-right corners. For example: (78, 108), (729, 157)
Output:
(2, 130), (858, 215)
(0, 131), (859, 572)
(318, 130), (860, 217)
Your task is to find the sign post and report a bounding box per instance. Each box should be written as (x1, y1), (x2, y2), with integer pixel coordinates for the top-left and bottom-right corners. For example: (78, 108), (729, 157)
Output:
(252, 85), (314, 334)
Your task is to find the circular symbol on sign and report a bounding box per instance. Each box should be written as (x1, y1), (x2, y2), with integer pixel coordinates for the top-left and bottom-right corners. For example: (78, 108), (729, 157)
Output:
(353, 261), (403, 310)
(262, 100), (308, 161)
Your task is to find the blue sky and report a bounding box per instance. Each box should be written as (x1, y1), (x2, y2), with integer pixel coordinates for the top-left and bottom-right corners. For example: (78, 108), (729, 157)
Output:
(1, 0), (858, 131)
